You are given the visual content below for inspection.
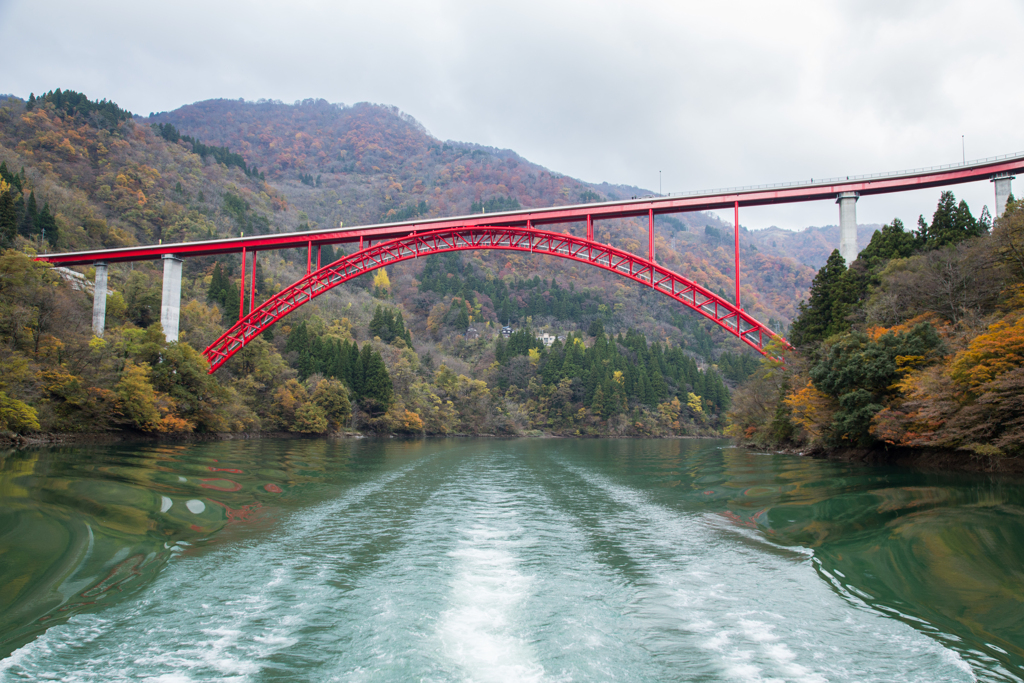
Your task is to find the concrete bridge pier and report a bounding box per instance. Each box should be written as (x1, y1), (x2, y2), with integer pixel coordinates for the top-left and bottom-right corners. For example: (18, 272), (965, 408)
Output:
(992, 174), (1015, 217)
(161, 254), (183, 342)
(837, 192), (859, 265)
(92, 262), (108, 338)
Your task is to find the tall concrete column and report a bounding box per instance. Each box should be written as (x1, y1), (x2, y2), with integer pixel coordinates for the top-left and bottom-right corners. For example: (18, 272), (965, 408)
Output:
(92, 262), (108, 338)
(837, 192), (859, 265)
(160, 254), (183, 343)
(992, 174), (1015, 217)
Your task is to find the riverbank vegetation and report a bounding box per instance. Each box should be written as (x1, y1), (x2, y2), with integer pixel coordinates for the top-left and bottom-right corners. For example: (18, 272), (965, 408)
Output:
(727, 193), (1024, 459)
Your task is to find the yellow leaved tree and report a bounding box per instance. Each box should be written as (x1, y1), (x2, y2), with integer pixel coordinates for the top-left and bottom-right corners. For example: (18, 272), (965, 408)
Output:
(373, 267), (391, 297)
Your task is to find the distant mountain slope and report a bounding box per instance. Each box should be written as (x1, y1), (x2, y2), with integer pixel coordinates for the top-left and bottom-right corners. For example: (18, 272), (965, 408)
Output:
(0, 94), (281, 255)
(150, 99), (732, 233)
(149, 99), (820, 325)
(748, 224), (880, 268)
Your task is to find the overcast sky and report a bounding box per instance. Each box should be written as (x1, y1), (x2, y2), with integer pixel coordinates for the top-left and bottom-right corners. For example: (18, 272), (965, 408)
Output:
(2, 0), (1022, 231)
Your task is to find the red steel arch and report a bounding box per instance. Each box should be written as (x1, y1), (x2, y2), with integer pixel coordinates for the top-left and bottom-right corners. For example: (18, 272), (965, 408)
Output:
(203, 226), (783, 373)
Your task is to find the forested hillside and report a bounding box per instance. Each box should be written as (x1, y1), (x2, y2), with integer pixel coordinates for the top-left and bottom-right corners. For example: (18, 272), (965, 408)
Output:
(148, 98), (819, 325)
(727, 191), (1024, 461)
(0, 90), (831, 441)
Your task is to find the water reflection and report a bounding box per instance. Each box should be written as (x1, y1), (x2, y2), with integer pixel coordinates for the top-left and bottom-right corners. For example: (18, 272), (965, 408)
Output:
(0, 439), (363, 657)
(703, 446), (1024, 678)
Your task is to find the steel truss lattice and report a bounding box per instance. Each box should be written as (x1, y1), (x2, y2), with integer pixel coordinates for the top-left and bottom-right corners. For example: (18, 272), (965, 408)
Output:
(203, 226), (783, 373)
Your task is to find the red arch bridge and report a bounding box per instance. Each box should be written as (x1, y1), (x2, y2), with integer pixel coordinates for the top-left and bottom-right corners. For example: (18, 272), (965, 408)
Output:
(37, 152), (1023, 373)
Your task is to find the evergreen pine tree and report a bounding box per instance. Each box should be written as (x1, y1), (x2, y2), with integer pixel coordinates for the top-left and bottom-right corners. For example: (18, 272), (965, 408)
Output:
(978, 206), (992, 232)
(916, 215), (929, 247)
(354, 343), (369, 398)
(623, 362), (637, 397)
(789, 249), (847, 347)
(321, 244), (336, 265)
(649, 359), (669, 402)
(297, 350), (314, 380)
(0, 192), (16, 248)
(346, 341), (360, 389)
(208, 262), (232, 311)
(609, 381), (627, 416)
(955, 199), (983, 240)
(590, 385), (605, 419)
(38, 202), (57, 247)
(924, 191), (957, 246)
(253, 259), (266, 302)
(369, 305), (388, 340)
(541, 341), (564, 384)
(706, 370), (729, 412)
(651, 342), (667, 376)
(359, 347), (393, 414)
(311, 336), (327, 376)
(0, 162), (17, 191)
(18, 191), (37, 238)
(561, 338), (585, 380)
(289, 320), (308, 352)
(333, 340), (351, 386)
(393, 311), (411, 345)
(857, 219), (917, 273)
(454, 299), (470, 330)
(637, 366), (652, 405)
(584, 364), (602, 403)
(922, 191), (980, 248)
(693, 370), (707, 399)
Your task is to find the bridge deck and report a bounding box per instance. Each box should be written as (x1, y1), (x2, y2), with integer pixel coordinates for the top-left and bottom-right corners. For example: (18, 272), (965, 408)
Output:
(37, 152), (1024, 267)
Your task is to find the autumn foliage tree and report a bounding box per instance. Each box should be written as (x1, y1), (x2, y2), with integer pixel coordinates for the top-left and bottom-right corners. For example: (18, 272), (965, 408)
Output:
(729, 190), (1024, 458)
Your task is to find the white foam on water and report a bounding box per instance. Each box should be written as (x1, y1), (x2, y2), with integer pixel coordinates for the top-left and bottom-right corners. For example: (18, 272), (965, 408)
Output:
(738, 618), (780, 643)
(310, 455), (658, 682)
(703, 631), (731, 651)
(160, 496), (173, 513)
(437, 520), (543, 683)
(721, 656), (765, 683)
(198, 626), (260, 675)
(0, 642), (32, 676)
(560, 464), (978, 683)
(942, 649), (978, 680)
(1, 454), (445, 682)
(738, 621), (826, 683)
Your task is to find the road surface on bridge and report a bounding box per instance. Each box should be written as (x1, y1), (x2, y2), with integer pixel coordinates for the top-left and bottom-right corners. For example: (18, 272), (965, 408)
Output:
(36, 151), (1024, 267)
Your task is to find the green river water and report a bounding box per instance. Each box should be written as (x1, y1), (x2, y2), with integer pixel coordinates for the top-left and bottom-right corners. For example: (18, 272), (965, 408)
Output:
(1, 437), (1024, 681)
